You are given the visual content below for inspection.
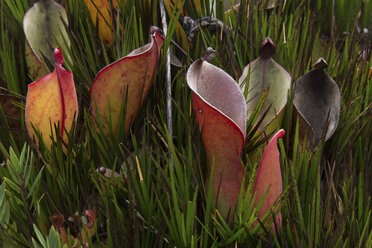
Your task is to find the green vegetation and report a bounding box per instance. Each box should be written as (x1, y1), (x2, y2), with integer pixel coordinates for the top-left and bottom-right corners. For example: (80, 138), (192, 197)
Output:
(0, 0), (371, 247)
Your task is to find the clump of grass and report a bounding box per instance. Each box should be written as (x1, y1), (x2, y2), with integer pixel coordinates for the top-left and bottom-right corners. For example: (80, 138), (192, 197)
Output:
(0, 0), (371, 247)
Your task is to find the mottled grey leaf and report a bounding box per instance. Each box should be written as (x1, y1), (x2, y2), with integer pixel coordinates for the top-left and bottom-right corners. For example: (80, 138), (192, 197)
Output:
(293, 58), (341, 147)
(23, 0), (70, 67)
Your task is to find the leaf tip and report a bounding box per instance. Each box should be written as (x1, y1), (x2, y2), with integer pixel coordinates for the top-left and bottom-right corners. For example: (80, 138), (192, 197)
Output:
(150, 26), (163, 36)
(276, 129), (285, 139)
(312, 57), (328, 70)
(54, 47), (63, 66)
(97, 166), (106, 175)
(259, 37), (276, 59)
(50, 214), (65, 229)
(85, 210), (97, 228)
(202, 47), (216, 61)
(150, 26), (165, 49)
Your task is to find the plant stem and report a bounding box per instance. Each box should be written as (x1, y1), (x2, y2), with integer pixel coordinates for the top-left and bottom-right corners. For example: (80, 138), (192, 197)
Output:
(159, 0), (174, 169)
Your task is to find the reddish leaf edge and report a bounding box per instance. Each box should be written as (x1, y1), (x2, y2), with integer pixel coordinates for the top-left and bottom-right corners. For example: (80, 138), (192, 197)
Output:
(251, 129), (285, 197)
(191, 92), (245, 152)
(27, 47), (71, 139)
(89, 27), (165, 96)
(54, 47), (66, 138)
(187, 60), (246, 142)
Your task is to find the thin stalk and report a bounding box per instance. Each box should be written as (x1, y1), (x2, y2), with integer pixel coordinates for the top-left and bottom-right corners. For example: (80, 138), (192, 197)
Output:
(332, 0), (335, 37)
(159, 0), (174, 169)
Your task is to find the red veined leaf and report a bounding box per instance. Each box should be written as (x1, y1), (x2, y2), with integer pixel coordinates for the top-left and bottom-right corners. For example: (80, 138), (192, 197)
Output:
(187, 48), (247, 220)
(25, 47), (78, 149)
(252, 129), (284, 231)
(90, 27), (164, 138)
